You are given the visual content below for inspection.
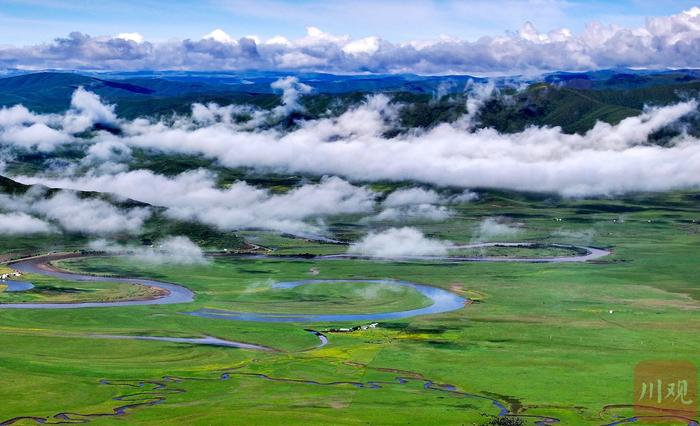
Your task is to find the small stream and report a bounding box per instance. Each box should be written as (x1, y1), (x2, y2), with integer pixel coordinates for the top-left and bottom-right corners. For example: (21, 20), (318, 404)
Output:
(187, 279), (467, 323)
(0, 255), (193, 309)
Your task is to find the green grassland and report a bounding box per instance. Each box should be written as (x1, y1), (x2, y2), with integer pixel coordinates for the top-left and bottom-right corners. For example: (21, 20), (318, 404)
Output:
(0, 274), (162, 304)
(54, 259), (434, 315)
(0, 190), (698, 425)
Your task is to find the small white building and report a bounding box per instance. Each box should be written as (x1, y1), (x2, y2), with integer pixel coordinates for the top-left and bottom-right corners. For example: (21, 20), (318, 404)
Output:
(360, 323), (379, 330)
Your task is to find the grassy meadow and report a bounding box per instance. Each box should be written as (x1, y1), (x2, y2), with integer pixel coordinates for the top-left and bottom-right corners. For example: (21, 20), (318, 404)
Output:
(0, 190), (698, 425)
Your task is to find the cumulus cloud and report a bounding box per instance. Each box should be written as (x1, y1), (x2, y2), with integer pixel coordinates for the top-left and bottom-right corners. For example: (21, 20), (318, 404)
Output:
(62, 87), (118, 133)
(89, 236), (207, 264)
(0, 212), (54, 235)
(6, 9), (700, 72)
(347, 227), (453, 258)
(270, 76), (312, 117)
(0, 87), (119, 152)
(115, 33), (145, 44)
(203, 29), (236, 44)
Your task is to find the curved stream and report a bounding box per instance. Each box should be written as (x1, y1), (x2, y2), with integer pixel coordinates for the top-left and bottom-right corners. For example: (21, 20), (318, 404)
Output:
(187, 279), (466, 323)
(321, 242), (610, 263)
(0, 243), (608, 312)
(0, 244), (624, 426)
(0, 254), (193, 309)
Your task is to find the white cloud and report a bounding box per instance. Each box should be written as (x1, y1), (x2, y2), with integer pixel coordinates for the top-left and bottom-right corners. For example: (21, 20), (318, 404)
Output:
(473, 217), (521, 241)
(0, 80), (346, 151)
(342, 36), (381, 56)
(276, 51), (327, 68)
(62, 87), (118, 133)
(450, 190), (479, 203)
(6, 8), (700, 72)
(0, 105), (39, 128)
(31, 191), (150, 235)
(0, 87), (119, 152)
(383, 188), (442, 207)
(112, 93), (700, 197)
(270, 76), (312, 117)
(89, 236), (207, 264)
(366, 188), (453, 222)
(265, 36), (292, 46)
(17, 170), (377, 236)
(368, 204), (451, 222)
(6, 87), (700, 197)
(0, 104), (73, 152)
(347, 227), (453, 258)
(0, 212), (54, 235)
(0, 123), (71, 152)
(457, 80), (497, 129)
(0, 189), (150, 235)
(203, 29), (235, 44)
(84, 140), (131, 162)
(301, 26), (349, 46)
(115, 33), (144, 44)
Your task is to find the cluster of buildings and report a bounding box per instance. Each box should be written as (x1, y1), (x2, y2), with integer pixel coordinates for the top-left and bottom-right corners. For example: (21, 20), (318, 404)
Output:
(0, 271), (22, 280)
(327, 323), (379, 333)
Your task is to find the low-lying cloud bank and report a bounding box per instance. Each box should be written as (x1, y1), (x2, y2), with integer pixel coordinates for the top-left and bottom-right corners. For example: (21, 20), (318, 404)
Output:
(12, 168), (481, 236)
(363, 187), (476, 223)
(0, 88), (116, 152)
(75, 94), (700, 196)
(89, 236), (207, 265)
(0, 212), (54, 235)
(4, 85), (700, 198)
(472, 218), (522, 242)
(4, 8), (700, 73)
(17, 170), (377, 236)
(0, 188), (150, 235)
(3, 80), (700, 208)
(123, 97), (699, 197)
(348, 227), (453, 258)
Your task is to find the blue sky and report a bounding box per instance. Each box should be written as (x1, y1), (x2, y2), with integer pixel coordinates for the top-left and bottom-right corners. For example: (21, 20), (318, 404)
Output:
(0, 0), (698, 45)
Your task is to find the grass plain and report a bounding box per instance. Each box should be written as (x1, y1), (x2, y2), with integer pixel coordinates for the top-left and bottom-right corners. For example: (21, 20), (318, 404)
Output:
(0, 190), (698, 425)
